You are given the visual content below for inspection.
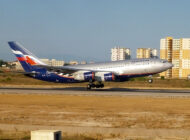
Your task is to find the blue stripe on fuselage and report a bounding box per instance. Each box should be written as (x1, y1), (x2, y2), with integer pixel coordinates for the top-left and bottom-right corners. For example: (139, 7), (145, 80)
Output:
(33, 72), (78, 83)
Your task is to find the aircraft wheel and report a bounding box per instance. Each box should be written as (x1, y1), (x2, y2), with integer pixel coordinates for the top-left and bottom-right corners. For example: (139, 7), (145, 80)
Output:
(87, 84), (92, 90)
(148, 79), (153, 83)
(100, 84), (104, 88)
(91, 84), (96, 88)
(95, 84), (104, 88)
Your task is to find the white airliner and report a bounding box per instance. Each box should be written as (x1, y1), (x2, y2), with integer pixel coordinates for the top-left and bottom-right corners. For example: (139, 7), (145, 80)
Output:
(8, 41), (173, 89)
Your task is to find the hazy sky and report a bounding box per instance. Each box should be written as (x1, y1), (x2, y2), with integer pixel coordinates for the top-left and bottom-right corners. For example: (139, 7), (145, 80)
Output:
(1, 0), (190, 62)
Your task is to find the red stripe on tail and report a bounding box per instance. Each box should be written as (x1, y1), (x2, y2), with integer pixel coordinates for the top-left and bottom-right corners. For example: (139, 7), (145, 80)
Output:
(17, 57), (26, 61)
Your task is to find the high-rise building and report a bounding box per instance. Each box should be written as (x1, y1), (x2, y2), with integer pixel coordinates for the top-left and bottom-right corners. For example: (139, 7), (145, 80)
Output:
(111, 47), (131, 61)
(137, 48), (150, 58)
(160, 37), (173, 78)
(179, 38), (190, 78)
(136, 48), (158, 59)
(160, 37), (190, 78)
(151, 49), (158, 58)
(172, 39), (180, 78)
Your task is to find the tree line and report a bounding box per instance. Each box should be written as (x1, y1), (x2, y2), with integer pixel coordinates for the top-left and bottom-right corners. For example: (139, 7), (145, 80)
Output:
(0, 59), (8, 67)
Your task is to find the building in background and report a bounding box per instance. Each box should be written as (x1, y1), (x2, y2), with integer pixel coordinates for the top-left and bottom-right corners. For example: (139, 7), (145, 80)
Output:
(80, 61), (87, 64)
(9, 61), (23, 71)
(10, 59), (65, 71)
(136, 48), (158, 59)
(111, 47), (131, 61)
(160, 37), (190, 78)
(40, 59), (65, 66)
(136, 48), (151, 58)
(160, 37), (173, 78)
(69, 61), (79, 65)
(40, 59), (49, 65)
(50, 59), (64, 66)
(179, 38), (190, 78)
(151, 49), (158, 58)
(172, 39), (180, 78)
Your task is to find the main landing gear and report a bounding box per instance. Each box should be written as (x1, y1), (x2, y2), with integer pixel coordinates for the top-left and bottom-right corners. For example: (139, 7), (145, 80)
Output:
(87, 82), (104, 90)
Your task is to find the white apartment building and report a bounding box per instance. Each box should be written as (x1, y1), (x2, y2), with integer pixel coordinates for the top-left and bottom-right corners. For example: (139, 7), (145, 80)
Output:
(111, 47), (131, 61)
(151, 49), (158, 58)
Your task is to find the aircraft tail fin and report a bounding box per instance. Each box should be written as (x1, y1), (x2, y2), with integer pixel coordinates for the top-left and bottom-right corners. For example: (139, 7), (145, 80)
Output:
(8, 41), (46, 72)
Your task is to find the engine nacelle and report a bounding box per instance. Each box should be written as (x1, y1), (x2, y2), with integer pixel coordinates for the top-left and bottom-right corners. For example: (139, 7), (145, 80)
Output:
(104, 73), (115, 81)
(95, 72), (115, 82)
(73, 72), (95, 81)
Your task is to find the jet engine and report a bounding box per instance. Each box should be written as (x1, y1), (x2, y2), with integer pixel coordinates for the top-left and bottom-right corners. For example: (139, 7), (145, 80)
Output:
(95, 72), (115, 81)
(103, 73), (115, 81)
(73, 71), (95, 81)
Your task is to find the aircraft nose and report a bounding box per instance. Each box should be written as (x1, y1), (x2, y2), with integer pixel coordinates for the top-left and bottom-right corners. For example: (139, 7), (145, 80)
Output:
(166, 62), (173, 69)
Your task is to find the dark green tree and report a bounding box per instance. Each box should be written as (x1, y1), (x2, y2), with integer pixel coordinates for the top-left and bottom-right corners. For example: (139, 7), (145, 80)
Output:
(0, 59), (8, 67)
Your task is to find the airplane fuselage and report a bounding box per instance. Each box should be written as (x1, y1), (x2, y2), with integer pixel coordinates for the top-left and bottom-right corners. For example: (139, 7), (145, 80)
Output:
(8, 41), (173, 89)
(30, 59), (172, 83)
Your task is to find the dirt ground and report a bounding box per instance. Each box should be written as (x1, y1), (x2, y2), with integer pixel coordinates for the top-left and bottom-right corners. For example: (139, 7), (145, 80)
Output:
(1, 94), (190, 139)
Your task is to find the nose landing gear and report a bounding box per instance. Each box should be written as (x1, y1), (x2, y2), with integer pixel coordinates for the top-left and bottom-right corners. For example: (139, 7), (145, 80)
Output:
(148, 75), (153, 83)
(148, 79), (153, 83)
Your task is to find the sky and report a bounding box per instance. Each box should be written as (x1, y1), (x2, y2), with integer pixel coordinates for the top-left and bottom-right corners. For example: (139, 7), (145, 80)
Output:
(1, 0), (190, 62)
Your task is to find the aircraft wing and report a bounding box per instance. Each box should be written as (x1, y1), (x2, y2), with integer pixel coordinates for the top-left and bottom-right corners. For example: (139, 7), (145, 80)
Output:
(35, 65), (114, 74)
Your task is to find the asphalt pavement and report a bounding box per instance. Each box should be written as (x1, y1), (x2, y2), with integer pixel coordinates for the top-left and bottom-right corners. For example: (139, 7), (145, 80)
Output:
(1, 87), (190, 97)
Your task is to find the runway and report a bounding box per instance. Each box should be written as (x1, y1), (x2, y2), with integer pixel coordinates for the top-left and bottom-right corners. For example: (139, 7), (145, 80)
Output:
(1, 87), (190, 97)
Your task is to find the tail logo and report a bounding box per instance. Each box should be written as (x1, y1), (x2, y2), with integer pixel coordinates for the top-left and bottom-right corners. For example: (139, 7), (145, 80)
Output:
(12, 50), (37, 65)
(26, 56), (37, 65)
